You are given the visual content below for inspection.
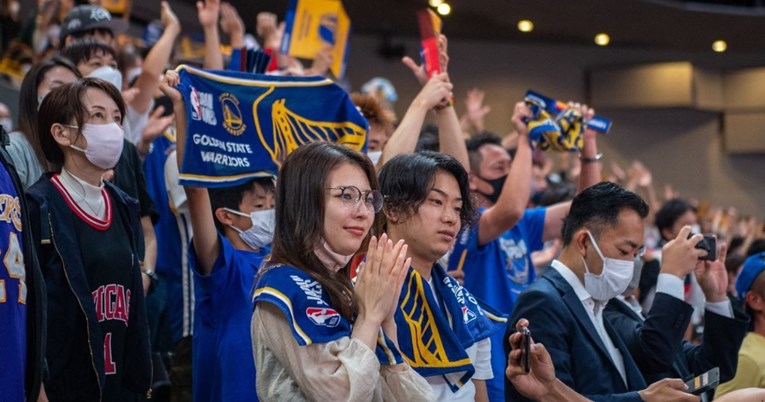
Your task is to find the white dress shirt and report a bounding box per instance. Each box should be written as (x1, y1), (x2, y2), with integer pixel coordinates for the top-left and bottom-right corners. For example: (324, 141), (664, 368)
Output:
(551, 260), (628, 386)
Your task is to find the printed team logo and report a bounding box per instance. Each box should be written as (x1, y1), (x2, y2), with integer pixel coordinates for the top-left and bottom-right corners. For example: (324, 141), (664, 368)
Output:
(499, 237), (529, 285)
(189, 86), (217, 126)
(461, 306), (477, 324)
(90, 7), (112, 21)
(306, 307), (341, 327)
(219, 93), (246, 136)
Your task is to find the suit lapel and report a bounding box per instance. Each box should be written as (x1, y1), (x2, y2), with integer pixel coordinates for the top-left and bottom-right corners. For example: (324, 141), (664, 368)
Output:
(604, 318), (647, 390)
(545, 270), (617, 369)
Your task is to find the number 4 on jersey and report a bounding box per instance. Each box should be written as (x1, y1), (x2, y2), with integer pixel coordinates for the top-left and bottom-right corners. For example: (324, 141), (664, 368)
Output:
(1, 232), (26, 304)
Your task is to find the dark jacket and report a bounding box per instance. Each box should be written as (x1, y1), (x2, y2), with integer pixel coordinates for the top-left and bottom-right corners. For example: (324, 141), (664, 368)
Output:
(0, 129), (46, 402)
(605, 294), (748, 385)
(26, 174), (152, 402)
(505, 268), (647, 402)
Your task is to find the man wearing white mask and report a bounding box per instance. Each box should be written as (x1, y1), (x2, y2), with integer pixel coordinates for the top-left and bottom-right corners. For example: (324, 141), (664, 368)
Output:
(505, 182), (704, 402)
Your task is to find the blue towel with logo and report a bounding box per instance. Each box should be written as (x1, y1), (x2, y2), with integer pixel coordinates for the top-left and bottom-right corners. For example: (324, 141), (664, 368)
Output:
(176, 65), (368, 187)
(252, 264), (402, 366)
(395, 263), (507, 392)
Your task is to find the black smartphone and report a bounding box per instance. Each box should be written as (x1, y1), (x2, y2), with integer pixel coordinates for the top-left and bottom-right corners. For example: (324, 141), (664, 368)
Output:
(688, 233), (717, 261)
(520, 327), (531, 373)
(685, 367), (720, 395)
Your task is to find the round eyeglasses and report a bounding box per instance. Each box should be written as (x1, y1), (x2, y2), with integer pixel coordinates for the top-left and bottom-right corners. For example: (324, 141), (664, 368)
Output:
(326, 186), (384, 213)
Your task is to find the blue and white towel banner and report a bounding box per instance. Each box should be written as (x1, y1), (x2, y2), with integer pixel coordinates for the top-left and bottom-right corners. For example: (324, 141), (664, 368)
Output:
(176, 65), (368, 187)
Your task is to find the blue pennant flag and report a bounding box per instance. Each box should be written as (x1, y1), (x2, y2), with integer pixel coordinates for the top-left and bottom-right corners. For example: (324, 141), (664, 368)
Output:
(176, 65), (368, 187)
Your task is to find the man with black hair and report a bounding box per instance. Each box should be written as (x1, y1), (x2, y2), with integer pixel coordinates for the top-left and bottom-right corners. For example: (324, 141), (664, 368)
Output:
(505, 181), (715, 402)
(448, 102), (601, 400)
(379, 151), (505, 402)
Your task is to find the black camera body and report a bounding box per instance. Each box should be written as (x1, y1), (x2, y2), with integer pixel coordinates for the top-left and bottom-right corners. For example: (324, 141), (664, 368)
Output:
(689, 233), (717, 261)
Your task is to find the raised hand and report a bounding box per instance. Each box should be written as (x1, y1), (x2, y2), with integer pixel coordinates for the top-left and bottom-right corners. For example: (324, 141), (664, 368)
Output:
(141, 106), (175, 145)
(159, 70), (183, 103)
(306, 45), (333, 77)
(464, 88), (491, 130)
(196, 0), (220, 30)
(354, 234), (410, 324)
(511, 101), (533, 136)
(695, 242), (728, 302)
(219, 2), (244, 43)
(160, 1), (181, 34)
(412, 73), (453, 110)
(401, 34), (450, 86)
(661, 226), (707, 279)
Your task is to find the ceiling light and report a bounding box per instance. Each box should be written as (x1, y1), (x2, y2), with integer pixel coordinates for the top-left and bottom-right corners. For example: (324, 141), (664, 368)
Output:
(712, 40), (727, 52)
(436, 2), (451, 15)
(594, 33), (610, 46)
(517, 20), (534, 33)
(428, 0), (443, 7)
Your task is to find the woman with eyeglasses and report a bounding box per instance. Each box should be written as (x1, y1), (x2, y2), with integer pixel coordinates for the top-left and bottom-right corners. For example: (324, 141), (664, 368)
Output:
(251, 141), (435, 401)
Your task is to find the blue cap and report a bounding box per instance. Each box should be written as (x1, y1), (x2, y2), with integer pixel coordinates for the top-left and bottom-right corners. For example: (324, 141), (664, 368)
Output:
(736, 252), (765, 300)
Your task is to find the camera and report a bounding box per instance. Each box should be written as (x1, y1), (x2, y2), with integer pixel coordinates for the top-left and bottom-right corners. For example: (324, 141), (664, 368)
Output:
(688, 233), (717, 261)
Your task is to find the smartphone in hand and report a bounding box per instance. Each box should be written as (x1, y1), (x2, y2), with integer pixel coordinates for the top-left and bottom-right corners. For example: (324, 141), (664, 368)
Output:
(685, 367), (720, 395)
(520, 327), (531, 373)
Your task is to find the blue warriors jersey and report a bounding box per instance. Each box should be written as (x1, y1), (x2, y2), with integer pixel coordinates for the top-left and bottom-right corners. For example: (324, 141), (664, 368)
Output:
(0, 163), (26, 402)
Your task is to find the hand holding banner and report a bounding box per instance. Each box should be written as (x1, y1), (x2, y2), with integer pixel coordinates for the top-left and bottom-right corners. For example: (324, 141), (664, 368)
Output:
(523, 90), (612, 152)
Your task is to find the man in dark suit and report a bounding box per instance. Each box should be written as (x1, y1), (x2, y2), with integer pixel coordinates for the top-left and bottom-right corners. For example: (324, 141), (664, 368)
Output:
(504, 182), (701, 402)
(606, 238), (748, 402)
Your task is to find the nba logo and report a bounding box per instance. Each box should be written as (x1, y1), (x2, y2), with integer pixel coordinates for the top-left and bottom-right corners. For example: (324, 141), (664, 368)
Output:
(306, 307), (341, 327)
(190, 87), (202, 121)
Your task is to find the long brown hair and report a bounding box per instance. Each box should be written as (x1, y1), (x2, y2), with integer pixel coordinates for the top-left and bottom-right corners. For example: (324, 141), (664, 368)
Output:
(268, 142), (381, 321)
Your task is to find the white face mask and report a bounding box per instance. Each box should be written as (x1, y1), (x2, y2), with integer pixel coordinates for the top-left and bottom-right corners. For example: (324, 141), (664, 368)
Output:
(582, 231), (635, 301)
(67, 122), (125, 169)
(690, 224), (701, 234)
(626, 258), (644, 292)
(225, 208), (275, 250)
(0, 117), (12, 132)
(367, 150), (383, 166)
(88, 66), (123, 91)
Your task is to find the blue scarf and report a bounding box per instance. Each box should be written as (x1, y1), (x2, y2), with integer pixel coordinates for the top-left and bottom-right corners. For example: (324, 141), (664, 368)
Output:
(176, 65), (368, 188)
(395, 264), (506, 392)
(252, 265), (402, 366)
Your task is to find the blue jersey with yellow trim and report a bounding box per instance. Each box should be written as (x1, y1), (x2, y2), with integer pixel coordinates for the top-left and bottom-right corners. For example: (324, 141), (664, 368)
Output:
(0, 162), (26, 402)
(191, 234), (267, 402)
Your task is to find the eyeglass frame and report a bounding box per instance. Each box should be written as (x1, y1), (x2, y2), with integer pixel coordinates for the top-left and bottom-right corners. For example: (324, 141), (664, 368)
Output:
(325, 186), (384, 213)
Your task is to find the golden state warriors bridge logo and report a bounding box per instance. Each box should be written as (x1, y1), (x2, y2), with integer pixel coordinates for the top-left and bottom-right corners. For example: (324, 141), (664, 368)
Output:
(219, 93), (246, 136)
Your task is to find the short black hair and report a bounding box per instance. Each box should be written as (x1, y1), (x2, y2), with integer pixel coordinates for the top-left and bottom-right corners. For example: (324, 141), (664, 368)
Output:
(465, 131), (503, 174)
(60, 39), (117, 67)
(655, 198), (695, 240)
(379, 151), (476, 230)
(208, 177), (275, 232)
(561, 181), (649, 245)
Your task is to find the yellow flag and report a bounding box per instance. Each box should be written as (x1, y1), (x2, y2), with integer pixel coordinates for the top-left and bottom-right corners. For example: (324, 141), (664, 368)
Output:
(281, 0), (351, 78)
